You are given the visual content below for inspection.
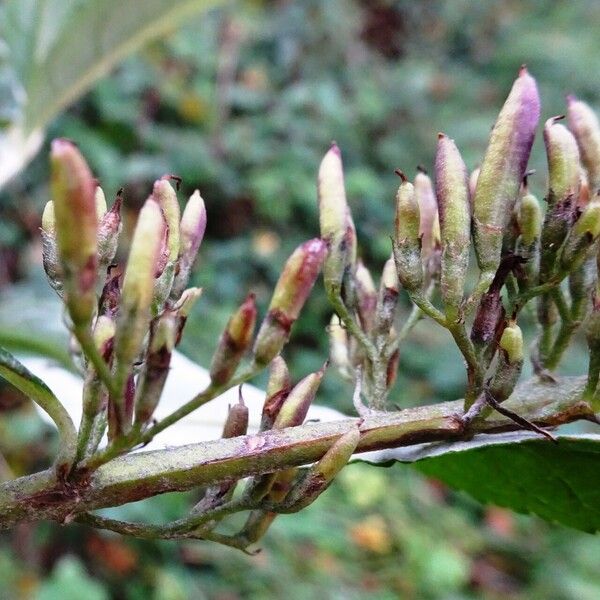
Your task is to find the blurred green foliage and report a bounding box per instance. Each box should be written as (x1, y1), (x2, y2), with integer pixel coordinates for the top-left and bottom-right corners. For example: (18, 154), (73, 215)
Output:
(3, 0), (600, 598)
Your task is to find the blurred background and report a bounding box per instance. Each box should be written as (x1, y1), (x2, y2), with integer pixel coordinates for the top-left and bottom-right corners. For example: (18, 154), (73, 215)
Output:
(1, 0), (600, 597)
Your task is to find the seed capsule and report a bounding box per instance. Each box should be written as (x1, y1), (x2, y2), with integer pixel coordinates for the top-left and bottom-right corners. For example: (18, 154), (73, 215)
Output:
(567, 95), (600, 192)
(393, 171), (422, 292)
(210, 293), (257, 385)
(435, 133), (471, 318)
(544, 115), (581, 205)
(50, 138), (98, 326)
(253, 239), (326, 365)
(472, 67), (540, 292)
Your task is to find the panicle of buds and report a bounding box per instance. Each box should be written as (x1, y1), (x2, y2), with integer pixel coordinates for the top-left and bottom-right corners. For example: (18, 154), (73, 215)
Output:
(260, 356), (292, 431)
(209, 293), (257, 385)
(392, 171), (422, 292)
(472, 67), (540, 292)
(114, 199), (166, 382)
(273, 363), (327, 429)
(435, 133), (471, 318)
(567, 95), (600, 192)
(544, 116), (581, 204)
(171, 190), (207, 299)
(50, 138), (98, 326)
(253, 239), (327, 365)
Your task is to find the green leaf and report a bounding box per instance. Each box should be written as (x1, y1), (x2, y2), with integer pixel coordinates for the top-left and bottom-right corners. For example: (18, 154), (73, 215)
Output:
(0, 346), (76, 474)
(0, 0), (224, 187)
(362, 432), (600, 533)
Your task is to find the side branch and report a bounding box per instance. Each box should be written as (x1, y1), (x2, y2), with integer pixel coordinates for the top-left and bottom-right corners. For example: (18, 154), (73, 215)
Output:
(0, 375), (593, 530)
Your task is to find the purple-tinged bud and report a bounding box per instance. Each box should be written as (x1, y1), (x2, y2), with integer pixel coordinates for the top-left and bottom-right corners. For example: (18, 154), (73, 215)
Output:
(97, 191), (122, 270)
(50, 138), (98, 326)
(544, 115), (581, 205)
(560, 196), (600, 270)
(567, 95), (600, 192)
(115, 199), (166, 376)
(93, 315), (116, 359)
(355, 260), (377, 332)
(99, 268), (121, 317)
(253, 239), (327, 364)
(221, 392), (249, 439)
(95, 186), (107, 219)
(414, 166), (438, 255)
(41, 201), (62, 294)
(329, 314), (352, 380)
(318, 144), (351, 295)
(281, 426), (360, 512)
(472, 67), (540, 292)
(470, 287), (504, 350)
(260, 355), (292, 431)
(393, 171), (422, 292)
(134, 310), (178, 426)
(435, 133), (471, 318)
(210, 293), (257, 385)
(489, 321), (523, 403)
(375, 256), (400, 335)
(171, 190), (207, 299)
(273, 363), (326, 429)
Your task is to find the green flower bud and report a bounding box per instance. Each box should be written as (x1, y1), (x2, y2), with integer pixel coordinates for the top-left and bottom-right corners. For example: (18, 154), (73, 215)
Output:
(414, 167), (438, 257)
(355, 260), (378, 332)
(171, 190), (207, 299)
(318, 144), (351, 294)
(544, 115), (581, 205)
(152, 177), (180, 262)
(489, 321), (524, 403)
(560, 197), (600, 270)
(281, 426), (360, 512)
(393, 171), (422, 292)
(567, 95), (600, 192)
(516, 191), (542, 288)
(50, 138), (98, 326)
(435, 133), (471, 318)
(210, 293), (257, 385)
(253, 239), (326, 365)
(260, 355), (292, 431)
(41, 201), (62, 294)
(273, 363), (326, 429)
(115, 199), (166, 376)
(97, 191), (122, 271)
(472, 67), (540, 291)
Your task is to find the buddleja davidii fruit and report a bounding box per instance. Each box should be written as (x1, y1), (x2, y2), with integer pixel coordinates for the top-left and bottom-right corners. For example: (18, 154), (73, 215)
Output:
(472, 67), (540, 294)
(567, 95), (600, 193)
(253, 239), (327, 365)
(435, 133), (471, 320)
(318, 144), (356, 298)
(50, 139), (99, 326)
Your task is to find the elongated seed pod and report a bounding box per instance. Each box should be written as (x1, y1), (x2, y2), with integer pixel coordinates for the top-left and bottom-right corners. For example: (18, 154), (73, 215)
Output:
(260, 356), (292, 431)
(209, 293), (257, 385)
(273, 363), (326, 429)
(544, 115), (581, 205)
(435, 133), (471, 318)
(318, 144), (352, 295)
(50, 138), (98, 326)
(472, 67), (540, 292)
(567, 95), (600, 192)
(115, 199), (166, 376)
(253, 239), (327, 365)
(393, 172), (422, 292)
